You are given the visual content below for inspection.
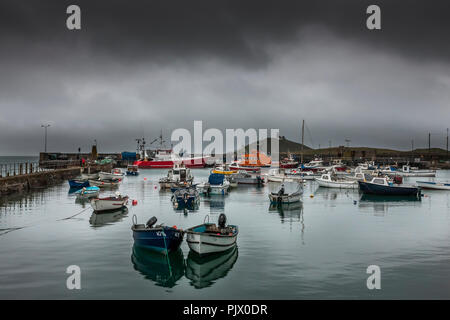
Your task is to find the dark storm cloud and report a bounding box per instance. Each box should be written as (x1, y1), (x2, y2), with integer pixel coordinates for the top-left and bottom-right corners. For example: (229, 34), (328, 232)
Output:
(1, 0), (450, 66)
(0, 0), (449, 155)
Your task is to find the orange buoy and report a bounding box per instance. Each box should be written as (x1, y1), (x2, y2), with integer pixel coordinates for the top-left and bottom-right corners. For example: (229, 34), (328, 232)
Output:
(132, 199), (138, 206)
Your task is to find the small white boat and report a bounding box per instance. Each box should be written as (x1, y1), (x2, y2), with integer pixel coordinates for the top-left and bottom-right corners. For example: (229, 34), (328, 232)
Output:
(197, 174), (230, 195)
(266, 168), (303, 183)
(268, 182), (303, 204)
(90, 192), (129, 212)
(382, 165), (436, 177)
(186, 214), (238, 255)
(74, 186), (100, 199)
(99, 168), (124, 180)
(285, 169), (320, 180)
(88, 179), (121, 188)
(416, 181), (450, 190)
(315, 173), (358, 189)
(81, 172), (99, 180)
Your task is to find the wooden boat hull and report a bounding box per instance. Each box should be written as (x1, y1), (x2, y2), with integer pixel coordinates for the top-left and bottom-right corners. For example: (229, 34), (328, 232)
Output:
(186, 224), (238, 255)
(90, 196), (129, 212)
(416, 181), (450, 190)
(358, 181), (421, 196)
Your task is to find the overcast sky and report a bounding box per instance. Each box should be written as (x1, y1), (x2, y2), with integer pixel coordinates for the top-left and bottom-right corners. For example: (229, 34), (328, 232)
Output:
(0, 0), (449, 155)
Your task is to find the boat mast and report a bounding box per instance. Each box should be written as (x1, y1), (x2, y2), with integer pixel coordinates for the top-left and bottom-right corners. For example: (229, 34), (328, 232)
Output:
(301, 119), (304, 164)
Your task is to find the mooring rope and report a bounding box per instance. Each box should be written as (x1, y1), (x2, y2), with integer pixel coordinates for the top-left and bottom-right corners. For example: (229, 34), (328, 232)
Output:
(0, 205), (94, 237)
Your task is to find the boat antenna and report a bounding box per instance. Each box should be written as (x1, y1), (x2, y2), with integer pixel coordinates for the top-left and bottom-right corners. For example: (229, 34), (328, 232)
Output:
(301, 120), (304, 164)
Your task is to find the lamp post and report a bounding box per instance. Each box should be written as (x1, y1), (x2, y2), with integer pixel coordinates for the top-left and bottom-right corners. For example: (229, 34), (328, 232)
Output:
(41, 124), (50, 153)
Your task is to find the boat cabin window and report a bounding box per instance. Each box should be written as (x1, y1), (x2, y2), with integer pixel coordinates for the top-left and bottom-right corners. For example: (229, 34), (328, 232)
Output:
(373, 178), (385, 185)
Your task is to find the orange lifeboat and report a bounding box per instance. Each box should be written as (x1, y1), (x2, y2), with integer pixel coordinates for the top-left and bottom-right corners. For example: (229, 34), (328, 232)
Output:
(238, 150), (271, 167)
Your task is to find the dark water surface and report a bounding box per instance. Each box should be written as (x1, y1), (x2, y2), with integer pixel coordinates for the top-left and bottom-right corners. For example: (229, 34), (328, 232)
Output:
(1, 167), (450, 299)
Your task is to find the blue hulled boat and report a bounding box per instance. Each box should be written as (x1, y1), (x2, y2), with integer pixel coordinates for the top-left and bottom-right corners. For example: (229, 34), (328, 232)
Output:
(358, 177), (421, 197)
(68, 179), (90, 189)
(132, 215), (184, 253)
(126, 165), (140, 176)
(171, 187), (200, 209)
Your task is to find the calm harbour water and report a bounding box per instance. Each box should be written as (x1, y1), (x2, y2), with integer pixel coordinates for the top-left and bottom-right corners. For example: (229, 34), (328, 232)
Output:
(1, 161), (450, 299)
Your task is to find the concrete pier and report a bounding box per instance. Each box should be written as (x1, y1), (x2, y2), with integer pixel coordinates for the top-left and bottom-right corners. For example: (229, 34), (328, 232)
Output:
(0, 164), (111, 196)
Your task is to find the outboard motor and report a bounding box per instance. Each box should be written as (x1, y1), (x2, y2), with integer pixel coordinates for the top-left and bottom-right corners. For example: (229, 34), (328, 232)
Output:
(218, 213), (227, 228)
(146, 216), (157, 228)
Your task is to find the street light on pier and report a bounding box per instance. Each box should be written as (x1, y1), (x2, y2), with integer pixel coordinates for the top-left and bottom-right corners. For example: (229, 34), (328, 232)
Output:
(41, 124), (50, 153)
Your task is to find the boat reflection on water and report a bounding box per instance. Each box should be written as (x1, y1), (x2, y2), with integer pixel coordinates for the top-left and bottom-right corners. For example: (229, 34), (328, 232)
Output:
(268, 202), (305, 242)
(185, 246), (238, 289)
(131, 245), (185, 288)
(89, 207), (128, 227)
(74, 196), (90, 208)
(358, 194), (422, 215)
(313, 187), (358, 201)
(203, 196), (225, 215)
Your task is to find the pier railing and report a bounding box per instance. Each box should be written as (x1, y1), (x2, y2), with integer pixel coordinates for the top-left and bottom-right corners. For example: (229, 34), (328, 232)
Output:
(0, 160), (81, 178)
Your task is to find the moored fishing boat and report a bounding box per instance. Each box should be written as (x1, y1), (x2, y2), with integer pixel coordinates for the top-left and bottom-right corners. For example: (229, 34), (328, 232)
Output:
(90, 192), (129, 212)
(171, 187), (200, 209)
(416, 180), (450, 190)
(126, 165), (139, 176)
(228, 161), (261, 173)
(268, 182), (303, 204)
(80, 172), (99, 180)
(228, 170), (264, 185)
(358, 177), (421, 197)
(237, 150), (271, 168)
(381, 165), (436, 177)
(315, 173), (358, 189)
(197, 173), (230, 195)
(266, 168), (303, 183)
(132, 215), (184, 253)
(74, 186), (100, 198)
(159, 163), (194, 189)
(99, 168), (124, 180)
(68, 179), (89, 189)
(279, 154), (299, 169)
(88, 178), (121, 188)
(186, 214), (238, 255)
(285, 169), (320, 180)
(211, 164), (237, 175)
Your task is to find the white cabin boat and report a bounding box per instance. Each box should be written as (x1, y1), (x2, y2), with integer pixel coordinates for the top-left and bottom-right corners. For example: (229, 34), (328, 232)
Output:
(159, 163), (194, 188)
(197, 174), (230, 195)
(315, 173), (358, 189)
(381, 165), (436, 177)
